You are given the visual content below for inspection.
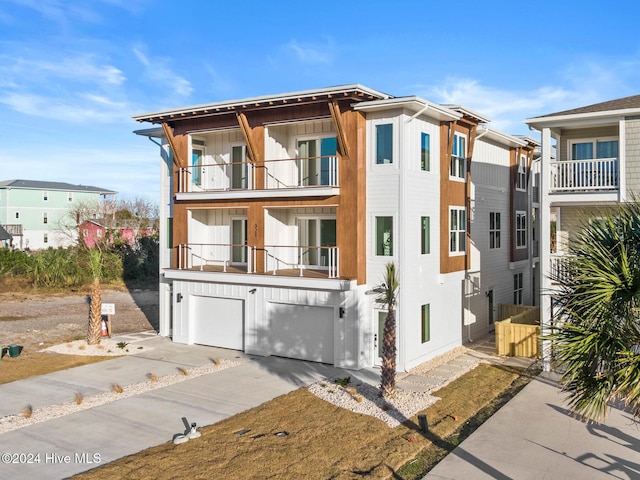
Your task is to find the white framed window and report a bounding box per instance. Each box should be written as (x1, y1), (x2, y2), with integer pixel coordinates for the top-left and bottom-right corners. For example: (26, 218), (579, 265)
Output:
(96, 229), (103, 238)
(421, 216), (430, 254)
(15, 211), (19, 219)
(516, 211), (527, 248)
(421, 133), (430, 171)
(449, 207), (466, 255)
(43, 213), (48, 224)
(375, 216), (393, 256)
(44, 233), (48, 244)
(516, 154), (527, 191)
(295, 136), (338, 186)
(450, 132), (467, 180)
(375, 124), (393, 164)
(569, 137), (619, 160)
(43, 191), (49, 201)
(82, 229), (89, 237)
(489, 212), (500, 249)
(421, 304), (430, 343)
(67, 192), (73, 202)
(513, 273), (523, 305)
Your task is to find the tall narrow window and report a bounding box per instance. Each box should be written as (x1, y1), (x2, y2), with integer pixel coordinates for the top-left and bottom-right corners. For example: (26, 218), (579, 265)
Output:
(513, 273), (523, 305)
(421, 216), (430, 254)
(450, 133), (466, 179)
(231, 145), (248, 189)
(192, 147), (204, 186)
(376, 124), (393, 164)
(44, 233), (48, 244)
(516, 154), (527, 191)
(516, 211), (527, 248)
(421, 133), (430, 171)
(15, 212), (19, 219)
(43, 191), (49, 201)
(375, 216), (393, 256)
(67, 192), (73, 202)
(489, 212), (501, 249)
(421, 304), (430, 343)
(43, 213), (48, 224)
(449, 207), (466, 254)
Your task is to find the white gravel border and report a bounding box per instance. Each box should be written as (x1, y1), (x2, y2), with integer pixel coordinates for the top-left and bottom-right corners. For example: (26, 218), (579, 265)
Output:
(42, 337), (153, 356)
(308, 377), (439, 428)
(0, 359), (239, 434)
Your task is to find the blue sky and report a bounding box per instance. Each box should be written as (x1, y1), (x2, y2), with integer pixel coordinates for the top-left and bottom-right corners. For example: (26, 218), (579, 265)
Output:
(1, 0), (639, 201)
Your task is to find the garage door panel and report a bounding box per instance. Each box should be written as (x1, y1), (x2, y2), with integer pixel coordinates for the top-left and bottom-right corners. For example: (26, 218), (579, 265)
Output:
(268, 303), (334, 363)
(192, 296), (244, 350)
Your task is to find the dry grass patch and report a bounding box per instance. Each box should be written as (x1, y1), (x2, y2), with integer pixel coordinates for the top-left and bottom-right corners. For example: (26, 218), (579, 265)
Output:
(71, 364), (534, 480)
(0, 352), (111, 385)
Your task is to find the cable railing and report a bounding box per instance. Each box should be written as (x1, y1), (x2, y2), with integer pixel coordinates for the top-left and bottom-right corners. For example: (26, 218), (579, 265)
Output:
(177, 156), (339, 193)
(263, 245), (339, 278)
(176, 243), (256, 273)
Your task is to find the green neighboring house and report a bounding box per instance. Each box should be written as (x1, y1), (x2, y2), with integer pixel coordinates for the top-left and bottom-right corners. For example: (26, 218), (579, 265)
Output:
(0, 180), (117, 250)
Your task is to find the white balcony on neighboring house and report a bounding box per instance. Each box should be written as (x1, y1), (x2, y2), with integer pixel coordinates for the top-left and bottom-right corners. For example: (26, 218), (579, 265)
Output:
(177, 156), (340, 201)
(548, 157), (620, 204)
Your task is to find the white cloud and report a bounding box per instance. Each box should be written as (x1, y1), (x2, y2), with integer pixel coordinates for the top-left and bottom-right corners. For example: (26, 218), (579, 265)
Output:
(132, 45), (193, 97)
(4, 56), (126, 86)
(285, 39), (333, 65)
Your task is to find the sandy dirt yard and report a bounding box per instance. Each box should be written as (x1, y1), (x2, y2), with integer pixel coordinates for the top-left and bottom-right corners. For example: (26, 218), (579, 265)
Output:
(0, 288), (159, 353)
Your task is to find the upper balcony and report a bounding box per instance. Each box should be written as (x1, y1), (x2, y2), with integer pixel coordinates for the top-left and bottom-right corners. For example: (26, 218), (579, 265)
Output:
(176, 155), (339, 201)
(549, 157), (620, 204)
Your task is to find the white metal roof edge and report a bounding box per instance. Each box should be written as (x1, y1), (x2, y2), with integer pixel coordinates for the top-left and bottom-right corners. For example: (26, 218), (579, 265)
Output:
(479, 127), (528, 147)
(353, 96), (461, 120)
(131, 84), (391, 122)
(525, 107), (640, 128)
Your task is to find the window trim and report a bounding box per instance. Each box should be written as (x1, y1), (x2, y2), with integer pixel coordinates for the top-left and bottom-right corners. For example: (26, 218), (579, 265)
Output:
(421, 216), (430, 254)
(489, 212), (501, 249)
(420, 132), (430, 171)
(44, 233), (48, 244)
(375, 216), (394, 256)
(449, 132), (467, 181)
(516, 211), (527, 249)
(449, 206), (466, 256)
(421, 304), (430, 343)
(516, 154), (527, 191)
(568, 136), (619, 161)
(43, 190), (49, 201)
(67, 192), (73, 202)
(43, 212), (48, 225)
(513, 272), (523, 305)
(374, 122), (394, 165)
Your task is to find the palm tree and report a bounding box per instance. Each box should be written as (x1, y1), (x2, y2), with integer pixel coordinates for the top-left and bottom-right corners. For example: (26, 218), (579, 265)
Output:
(374, 262), (400, 399)
(550, 202), (640, 422)
(86, 247), (104, 345)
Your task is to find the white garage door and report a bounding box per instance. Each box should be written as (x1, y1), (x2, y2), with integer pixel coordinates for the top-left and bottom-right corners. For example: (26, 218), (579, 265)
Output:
(191, 296), (244, 350)
(268, 303), (334, 364)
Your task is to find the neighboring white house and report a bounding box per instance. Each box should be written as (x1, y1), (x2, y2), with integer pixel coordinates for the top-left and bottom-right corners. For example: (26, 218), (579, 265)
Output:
(526, 94), (640, 369)
(133, 84), (536, 371)
(0, 179), (117, 249)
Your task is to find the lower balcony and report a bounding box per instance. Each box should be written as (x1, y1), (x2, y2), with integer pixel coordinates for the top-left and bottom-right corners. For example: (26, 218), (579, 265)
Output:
(175, 243), (340, 279)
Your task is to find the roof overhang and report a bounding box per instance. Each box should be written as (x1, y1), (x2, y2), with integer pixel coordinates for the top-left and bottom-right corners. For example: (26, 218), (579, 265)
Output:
(353, 96), (461, 122)
(440, 104), (491, 124)
(132, 84), (390, 124)
(479, 127), (528, 148)
(525, 108), (640, 131)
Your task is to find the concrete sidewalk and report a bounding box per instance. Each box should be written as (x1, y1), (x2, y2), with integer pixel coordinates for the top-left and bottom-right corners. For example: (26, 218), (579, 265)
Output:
(426, 372), (640, 480)
(0, 334), (378, 479)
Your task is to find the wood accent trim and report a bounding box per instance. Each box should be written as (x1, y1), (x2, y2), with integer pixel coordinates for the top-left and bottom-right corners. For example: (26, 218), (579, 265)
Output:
(328, 101), (350, 158)
(236, 112), (258, 163)
(161, 123), (184, 168)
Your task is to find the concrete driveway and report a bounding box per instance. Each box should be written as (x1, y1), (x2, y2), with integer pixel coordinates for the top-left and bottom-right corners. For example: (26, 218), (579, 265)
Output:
(426, 372), (640, 480)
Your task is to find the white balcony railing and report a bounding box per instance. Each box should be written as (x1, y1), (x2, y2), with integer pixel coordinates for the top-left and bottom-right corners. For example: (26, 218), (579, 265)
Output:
(264, 245), (339, 278)
(178, 156), (339, 193)
(550, 158), (618, 192)
(176, 243), (256, 273)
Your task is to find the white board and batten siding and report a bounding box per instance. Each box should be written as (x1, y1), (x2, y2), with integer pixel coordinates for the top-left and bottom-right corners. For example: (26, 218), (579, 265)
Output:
(171, 279), (363, 369)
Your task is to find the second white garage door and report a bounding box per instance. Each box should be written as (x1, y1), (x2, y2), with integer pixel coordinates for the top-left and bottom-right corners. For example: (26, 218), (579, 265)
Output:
(191, 296), (244, 350)
(268, 303), (334, 364)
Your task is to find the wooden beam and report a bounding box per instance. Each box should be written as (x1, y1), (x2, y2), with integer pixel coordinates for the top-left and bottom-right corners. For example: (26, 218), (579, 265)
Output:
(329, 101), (350, 158)
(236, 112), (258, 163)
(467, 124), (478, 160)
(161, 123), (183, 168)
